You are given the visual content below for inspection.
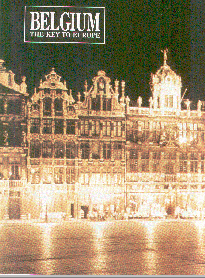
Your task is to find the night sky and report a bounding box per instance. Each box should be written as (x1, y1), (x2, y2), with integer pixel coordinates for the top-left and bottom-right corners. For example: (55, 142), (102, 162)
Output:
(0, 0), (204, 106)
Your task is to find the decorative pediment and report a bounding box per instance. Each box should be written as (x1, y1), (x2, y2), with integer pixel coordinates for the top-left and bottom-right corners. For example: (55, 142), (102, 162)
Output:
(39, 68), (68, 90)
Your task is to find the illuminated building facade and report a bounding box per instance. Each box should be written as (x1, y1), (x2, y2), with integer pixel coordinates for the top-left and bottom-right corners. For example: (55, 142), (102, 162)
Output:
(0, 51), (205, 220)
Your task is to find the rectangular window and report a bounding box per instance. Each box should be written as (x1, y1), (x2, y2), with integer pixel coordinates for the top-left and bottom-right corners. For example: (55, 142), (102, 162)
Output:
(152, 162), (158, 173)
(141, 160), (149, 172)
(114, 143), (122, 160)
(30, 118), (40, 133)
(130, 149), (138, 159)
(190, 161), (198, 173)
(91, 121), (100, 136)
(81, 142), (90, 159)
(152, 152), (160, 160)
(66, 167), (75, 183)
(92, 96), (100, 111)
(81, 120), (89, 136)
(103, 98), (111, 111)
(0, 99), (4, 114)
(113, 122), (122, 137)
(55, 119), (64, 134)
(103, 143), (111, 159)
(31, 168), (40, 184)
(54, 141), (64, 158)
(42, 167), (53, 184)
(43, 98), (52, 116)
(11, 165), (20, 180)
(165, 95), (173, 108)
(130, 160), (138, 172)
(141, 151), (149, 160)
(66, 120), (75, 134)
(54, 98), (63, 116)
(190, 152), (198, 173)
(92, 142), (100, 159)
(201, 161), (204, 173)
(179, 161), (187, 173)
(66, 142), (76, 159)
(54, 167), (64, 184)
(30, 141), (41, 158)
(7, 99), (21, 115)
(43, 119), (52, 134)
(103, 122), (111, 136)
(179, 153), (187, 173)
(42, 141), (53, 158)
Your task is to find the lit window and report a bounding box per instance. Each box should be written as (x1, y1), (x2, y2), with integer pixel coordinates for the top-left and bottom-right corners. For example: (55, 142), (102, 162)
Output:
(103, 122), (111, 136)
(91, 121), (100, 136)
(81, 120), (89, 136)
(165, 95), (173, 108)
(92, 142), (100, 159)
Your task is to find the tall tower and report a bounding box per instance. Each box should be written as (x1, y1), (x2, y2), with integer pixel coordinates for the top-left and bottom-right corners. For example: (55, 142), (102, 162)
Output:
(150, 49), (182, 113)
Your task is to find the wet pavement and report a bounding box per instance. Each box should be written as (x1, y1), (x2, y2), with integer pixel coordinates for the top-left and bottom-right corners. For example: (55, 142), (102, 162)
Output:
(0, 219), (205, 275)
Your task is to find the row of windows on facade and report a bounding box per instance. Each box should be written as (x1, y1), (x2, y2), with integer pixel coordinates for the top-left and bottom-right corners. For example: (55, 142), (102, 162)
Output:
(30, 167), (75, 184)
(154, 95), (175, 109)
(133, 121), (199, 131)
(30, 118), (124, 136)
(33, 96), (113, 116)
(30, 141), (123, 160)
(129, 131), (204, 144)
(129, 150), (204, 160)
(129, 151), (205, 173)
(79, 172), (122, 185)
(0, 99), (22, 115)
(129, 160), (205, 174)
(130, 160), (205, 174)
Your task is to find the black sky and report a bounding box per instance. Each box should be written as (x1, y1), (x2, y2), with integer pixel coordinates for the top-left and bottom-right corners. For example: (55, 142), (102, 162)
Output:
(0, 0), (204, 106)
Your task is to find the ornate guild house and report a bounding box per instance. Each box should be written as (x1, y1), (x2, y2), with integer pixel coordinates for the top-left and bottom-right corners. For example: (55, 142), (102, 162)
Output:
(0, 50), (205, 221)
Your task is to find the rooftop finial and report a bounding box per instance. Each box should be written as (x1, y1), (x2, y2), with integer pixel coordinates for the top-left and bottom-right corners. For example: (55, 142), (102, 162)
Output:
(161, 48), (168, 66)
